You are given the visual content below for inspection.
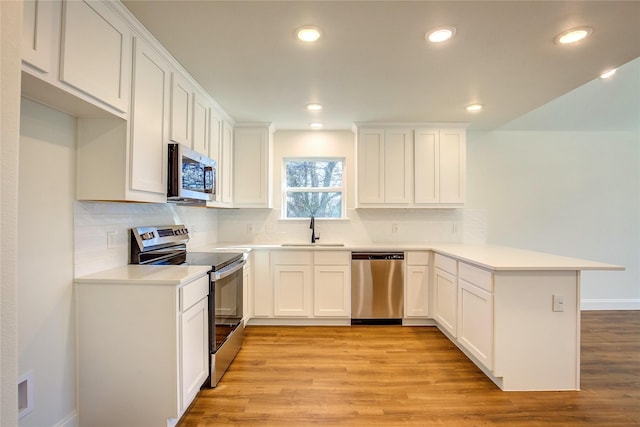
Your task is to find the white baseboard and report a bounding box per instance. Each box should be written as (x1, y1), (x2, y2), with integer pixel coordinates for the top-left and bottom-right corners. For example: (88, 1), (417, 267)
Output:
(54, 410), (78, 427)
(581, 299), (640, 310)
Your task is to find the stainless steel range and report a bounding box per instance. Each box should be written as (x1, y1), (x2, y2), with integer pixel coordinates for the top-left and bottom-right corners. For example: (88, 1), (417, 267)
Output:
(130, 225), (246, 387)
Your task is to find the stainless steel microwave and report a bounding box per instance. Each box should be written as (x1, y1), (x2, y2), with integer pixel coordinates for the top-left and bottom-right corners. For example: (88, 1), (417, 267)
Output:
(167, 143), (216, 204)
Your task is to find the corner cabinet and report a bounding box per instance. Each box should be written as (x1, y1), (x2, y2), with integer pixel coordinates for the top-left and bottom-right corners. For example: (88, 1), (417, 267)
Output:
(233, 123), (274, 208)
(76, 273), (210, 427)
(76, 36), (170, 203)
(355, 123), (467, 208)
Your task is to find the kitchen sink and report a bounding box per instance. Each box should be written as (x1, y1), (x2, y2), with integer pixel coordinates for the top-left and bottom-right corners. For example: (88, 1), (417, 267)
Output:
(280, 243), (345, 247)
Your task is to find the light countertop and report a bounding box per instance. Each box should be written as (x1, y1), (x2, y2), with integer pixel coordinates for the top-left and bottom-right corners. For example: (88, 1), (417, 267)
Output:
(193, 242), (623, 272)
(75, 265), (211, 285)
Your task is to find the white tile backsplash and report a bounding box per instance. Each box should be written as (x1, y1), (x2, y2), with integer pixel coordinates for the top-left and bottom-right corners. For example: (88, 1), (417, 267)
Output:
(74, 202), (218, 276)
(75, 201), (486, 276)
(216, 207), (484, 245)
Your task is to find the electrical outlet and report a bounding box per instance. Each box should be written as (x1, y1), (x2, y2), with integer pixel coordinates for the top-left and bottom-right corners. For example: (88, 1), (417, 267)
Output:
(392, 224), (398, 234)
(552, 294), (565, 312)
(246, 223), (254, 234)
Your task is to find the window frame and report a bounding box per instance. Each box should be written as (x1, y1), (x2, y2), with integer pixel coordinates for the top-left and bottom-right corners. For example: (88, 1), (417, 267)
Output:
(282, 157), (347, 219)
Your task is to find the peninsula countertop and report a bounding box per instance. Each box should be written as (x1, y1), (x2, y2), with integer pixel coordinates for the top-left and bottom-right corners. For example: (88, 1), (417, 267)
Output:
(192, 242), (623, 272)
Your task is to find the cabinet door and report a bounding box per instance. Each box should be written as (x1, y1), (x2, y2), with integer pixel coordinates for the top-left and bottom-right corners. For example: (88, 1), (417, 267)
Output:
(405, 265), (429, 317)
(433, 267), (457, 337)
(439, 129), (466, 204)
(22, 0), (58, 75)
(414, 128), (439, 204)
(233, 126), (271, 207)
(458, 279), (493, 370)
(252, 251), (271, 318)
(357, 128), (385, 204)
(313, 266), (351, 317)
(384, 128), (412, 204)
(192, 92), (209, 156)
(180, 297), (208, 412)
(209, 110), (221, 162)
(130, 37), (169, 195)
(170, 73), (192, 145)
(273, 265), (312, 317)
(60, 0), (130, 112)
(219, 121), (234, 204)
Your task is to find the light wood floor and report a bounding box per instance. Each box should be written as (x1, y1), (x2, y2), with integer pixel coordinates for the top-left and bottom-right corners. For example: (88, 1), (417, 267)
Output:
(179, 311), (640, 426)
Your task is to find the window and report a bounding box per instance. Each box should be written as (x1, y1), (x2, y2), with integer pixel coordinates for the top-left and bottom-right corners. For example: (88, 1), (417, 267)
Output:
(283, 158), (345, 218)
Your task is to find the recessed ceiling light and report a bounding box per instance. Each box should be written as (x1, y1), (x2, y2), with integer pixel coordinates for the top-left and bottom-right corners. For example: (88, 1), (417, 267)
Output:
(466, 104), (483, 112)
(426, 26), (456, 43)
(600, 68), (617, 79)
(310, 122), (323, 129)
(296, 26), (321, 42)
(307, 103), (323, 112)
(555, 27), (592, 45)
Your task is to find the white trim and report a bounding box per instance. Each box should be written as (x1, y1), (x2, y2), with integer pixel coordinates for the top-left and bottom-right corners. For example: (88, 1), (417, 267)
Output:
(54, 410), (78, 427)
(581, 299), (640, 310)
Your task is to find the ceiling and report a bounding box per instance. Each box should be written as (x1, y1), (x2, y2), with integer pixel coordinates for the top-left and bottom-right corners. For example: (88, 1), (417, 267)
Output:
(122, 1), (640, 131)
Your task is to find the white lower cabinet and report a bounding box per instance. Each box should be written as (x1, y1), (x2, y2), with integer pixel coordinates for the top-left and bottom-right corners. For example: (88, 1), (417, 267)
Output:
(458, 279), (493, 370)
(313, 251), (351, 317)
(272, 251), (313, 317)
(76, 273), (209, 427)
(179, 294), (209, 411)
(433, 254), (458, 337)
(404, 251), (430, 318)
(251, 250), (351, 321)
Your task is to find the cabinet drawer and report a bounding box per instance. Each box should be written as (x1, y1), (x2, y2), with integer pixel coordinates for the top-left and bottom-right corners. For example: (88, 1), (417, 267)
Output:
(314, 251), (350, 266)
(272, 251), (313, 265)
(180, 275), (209, 312)
(458, 262), (493, 292)
(406, 251), (429, 266)
(434, 253), (457, 275)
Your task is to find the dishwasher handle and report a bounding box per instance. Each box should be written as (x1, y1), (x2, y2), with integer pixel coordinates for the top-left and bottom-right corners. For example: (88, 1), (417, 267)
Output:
(351, 252), (404, 261)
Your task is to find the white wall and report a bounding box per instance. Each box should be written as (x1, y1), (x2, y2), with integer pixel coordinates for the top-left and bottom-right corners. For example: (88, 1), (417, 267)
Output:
(217, 130), (478, 244)
(1, 1), (22, 424)
(19, 99), (77, 427)
(466, 130), (640, 309)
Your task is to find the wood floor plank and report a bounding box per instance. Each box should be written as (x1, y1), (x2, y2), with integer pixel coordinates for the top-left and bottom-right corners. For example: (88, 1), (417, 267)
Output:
(179, 311), (640, 426)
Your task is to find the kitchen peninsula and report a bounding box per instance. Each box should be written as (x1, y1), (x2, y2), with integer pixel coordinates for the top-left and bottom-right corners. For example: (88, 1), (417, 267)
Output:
(196, 242), (623, 391)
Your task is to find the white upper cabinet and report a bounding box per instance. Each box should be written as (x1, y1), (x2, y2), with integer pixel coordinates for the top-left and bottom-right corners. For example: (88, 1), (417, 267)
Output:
(414, 128), (466, 205)
(22, 0), (59, 75)
(59, 0), (131, 113)
(438, 129), (466, 204)
(170, 72), (193, 146)
(357, 128), (412, 206)
(129, 37), (170, 197)
(356, 128), (385, 204)
(192, 91), (210, 156)
(76, 35), (169, 203)
(356, 123), (466, 208)
(219, 120), (234, 206)
(233, 123), (274, 208)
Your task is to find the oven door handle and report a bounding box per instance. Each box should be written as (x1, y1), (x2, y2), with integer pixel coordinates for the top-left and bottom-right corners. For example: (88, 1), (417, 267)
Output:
(212, 258), (246, 281)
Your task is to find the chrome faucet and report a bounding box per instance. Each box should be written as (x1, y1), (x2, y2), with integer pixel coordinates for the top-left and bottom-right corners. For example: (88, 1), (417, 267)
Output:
(310, 215), (320, 244)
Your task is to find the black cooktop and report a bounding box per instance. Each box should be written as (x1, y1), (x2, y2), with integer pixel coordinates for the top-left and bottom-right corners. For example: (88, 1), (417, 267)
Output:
(186, 252), (244, 271)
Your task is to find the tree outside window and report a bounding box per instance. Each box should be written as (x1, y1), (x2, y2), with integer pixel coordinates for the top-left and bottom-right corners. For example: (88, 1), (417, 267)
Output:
(284, 158), (345, 218)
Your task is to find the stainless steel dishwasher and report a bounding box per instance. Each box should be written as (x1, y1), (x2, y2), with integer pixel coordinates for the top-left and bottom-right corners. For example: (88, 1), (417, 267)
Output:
(351, 252), (404, 325)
